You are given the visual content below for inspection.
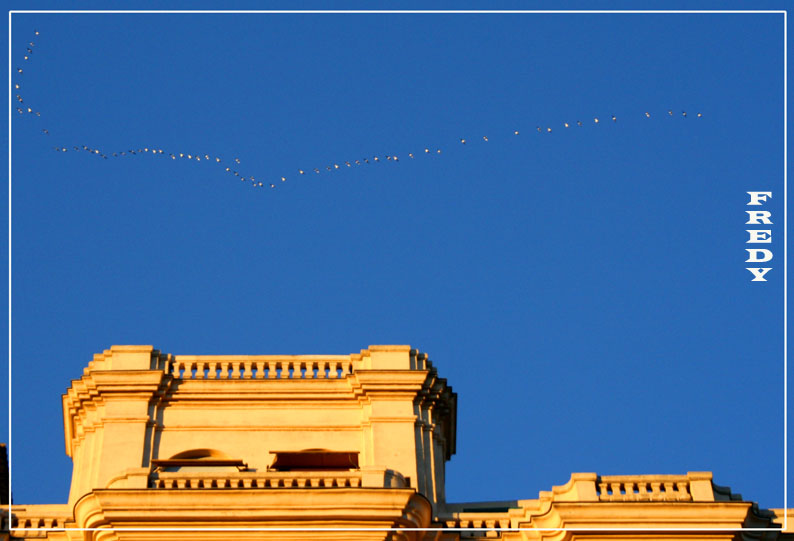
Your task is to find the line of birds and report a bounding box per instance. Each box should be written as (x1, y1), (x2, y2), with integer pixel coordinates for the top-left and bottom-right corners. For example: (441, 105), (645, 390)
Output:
(14, 30), (42, 120)
(14, 29), (703, 193)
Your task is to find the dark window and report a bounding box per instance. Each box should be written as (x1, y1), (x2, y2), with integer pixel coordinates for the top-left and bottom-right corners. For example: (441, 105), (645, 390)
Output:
(269, 450), (359, 471)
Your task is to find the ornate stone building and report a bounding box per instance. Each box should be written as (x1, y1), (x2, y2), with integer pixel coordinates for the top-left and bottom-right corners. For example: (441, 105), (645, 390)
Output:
(1, 345), (790, 540)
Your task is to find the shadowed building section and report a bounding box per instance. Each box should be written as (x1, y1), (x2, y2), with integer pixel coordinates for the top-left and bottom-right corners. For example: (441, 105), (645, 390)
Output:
(0, 444), (8, 506)
(0, 345), (790, 540)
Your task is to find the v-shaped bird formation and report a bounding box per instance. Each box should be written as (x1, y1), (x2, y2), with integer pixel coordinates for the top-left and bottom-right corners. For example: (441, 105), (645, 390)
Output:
(13, 30), (702, 193)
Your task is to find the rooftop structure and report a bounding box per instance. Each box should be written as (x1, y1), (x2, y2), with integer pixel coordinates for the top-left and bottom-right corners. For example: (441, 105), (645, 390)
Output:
(1, 345), (790, 540)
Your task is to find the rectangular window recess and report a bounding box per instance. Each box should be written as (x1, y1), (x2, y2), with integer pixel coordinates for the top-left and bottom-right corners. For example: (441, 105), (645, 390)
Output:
(269, 451), (359, 471)
(151, 459), (248, 471)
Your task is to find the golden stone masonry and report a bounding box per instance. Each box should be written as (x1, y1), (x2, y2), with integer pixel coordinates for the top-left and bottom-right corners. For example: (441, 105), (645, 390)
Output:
(1, 345), (791, 540)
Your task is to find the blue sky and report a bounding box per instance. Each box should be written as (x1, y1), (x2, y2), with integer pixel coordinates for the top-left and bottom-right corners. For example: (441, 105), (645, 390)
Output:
(3, 5), (789, 510)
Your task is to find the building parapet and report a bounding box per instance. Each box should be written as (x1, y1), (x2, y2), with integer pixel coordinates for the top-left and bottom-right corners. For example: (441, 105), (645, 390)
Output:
(1, 504), (72, 538)
(146, 467), (408, 490)
(84, 344), (434, 377)
(596, 474), (697, 502)
(166, 356), (355, 380)
(442, 512), (512, 529)
(436, 472), (757, 535)
(536, 471), (731, 503)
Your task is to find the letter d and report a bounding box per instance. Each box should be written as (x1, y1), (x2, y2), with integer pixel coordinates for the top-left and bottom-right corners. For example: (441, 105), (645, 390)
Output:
(746, 249), (773, 263)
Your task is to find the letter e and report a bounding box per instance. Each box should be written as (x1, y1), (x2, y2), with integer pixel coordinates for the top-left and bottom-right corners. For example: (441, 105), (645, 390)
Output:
(746, 230), (772, 243)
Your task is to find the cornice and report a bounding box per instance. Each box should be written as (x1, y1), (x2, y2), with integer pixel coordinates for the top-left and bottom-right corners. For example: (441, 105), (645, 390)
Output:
(72, 487), (432, 529)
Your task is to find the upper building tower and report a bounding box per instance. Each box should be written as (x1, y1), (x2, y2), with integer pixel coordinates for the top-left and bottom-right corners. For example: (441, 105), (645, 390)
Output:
(60, 344), (456, 533)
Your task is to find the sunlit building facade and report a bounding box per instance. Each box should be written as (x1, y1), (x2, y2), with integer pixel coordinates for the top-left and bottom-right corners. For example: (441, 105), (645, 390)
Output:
(1, 345), (790, 540)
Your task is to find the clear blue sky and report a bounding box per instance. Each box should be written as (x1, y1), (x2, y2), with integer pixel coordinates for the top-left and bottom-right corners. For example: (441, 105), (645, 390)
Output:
(3, 4), (789, 510)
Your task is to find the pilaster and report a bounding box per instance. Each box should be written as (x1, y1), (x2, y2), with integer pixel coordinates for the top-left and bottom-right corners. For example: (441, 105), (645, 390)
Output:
(62, 346), (172, 504)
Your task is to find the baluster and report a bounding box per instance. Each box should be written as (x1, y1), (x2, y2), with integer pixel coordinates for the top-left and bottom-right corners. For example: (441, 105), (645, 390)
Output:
(266, 361), (276, 379)
(598, 482), (609, 499)
(610, 482), (622, 499)
(623, 481), (635, 500)
(677, 481), (690, 500)
(650, 482), (662, 499)
(242, 361), (252, 379)
(638, 481), (649, 497)
(663, 482), (675, 499)
(231, 362), (241, 379)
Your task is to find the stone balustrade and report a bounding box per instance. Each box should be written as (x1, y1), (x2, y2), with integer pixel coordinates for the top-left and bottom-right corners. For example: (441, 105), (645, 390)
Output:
(86, 345), (434, 378)
(149, 470), (372, 490)
(442, 514), (512, 538)
(164, 356), (354, 380)
(148, 467), (411, 490)
(596, 474), (694, 502)
(1, 506), (72, 537)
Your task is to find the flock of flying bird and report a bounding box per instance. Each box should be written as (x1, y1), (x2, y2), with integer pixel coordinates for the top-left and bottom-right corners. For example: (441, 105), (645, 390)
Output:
(14, 29), (702, 193)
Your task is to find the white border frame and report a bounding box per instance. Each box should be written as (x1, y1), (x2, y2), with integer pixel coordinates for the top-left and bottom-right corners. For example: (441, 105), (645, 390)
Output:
(5, 8), (788, 535)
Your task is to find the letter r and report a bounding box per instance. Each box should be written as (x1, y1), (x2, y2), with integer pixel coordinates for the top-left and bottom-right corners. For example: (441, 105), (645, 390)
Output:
(746, 210), (773, 224)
